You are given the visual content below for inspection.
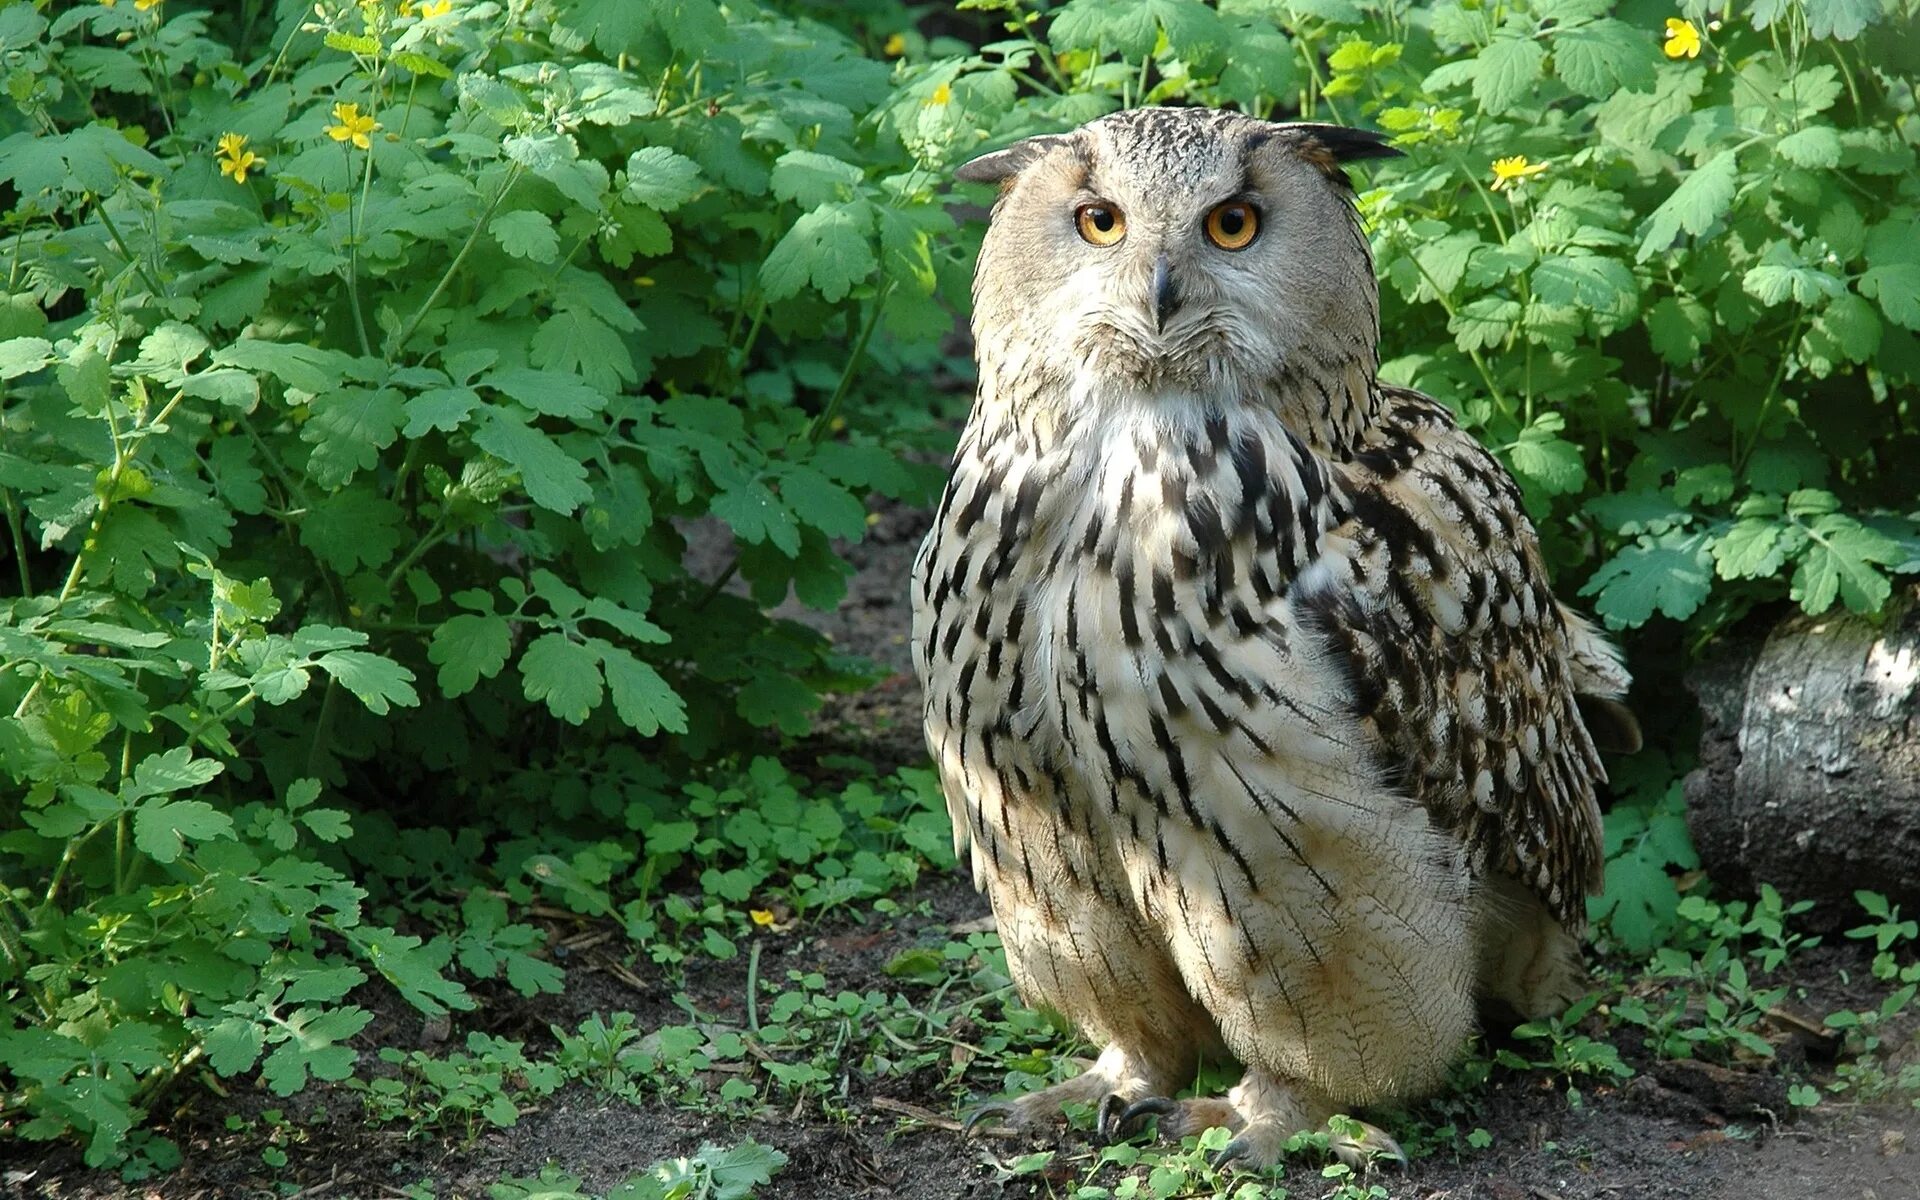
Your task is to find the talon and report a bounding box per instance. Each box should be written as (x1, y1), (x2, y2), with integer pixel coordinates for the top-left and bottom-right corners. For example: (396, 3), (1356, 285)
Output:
(1119, 1095), (1180, 1134)
(1096, 1093), (1132, 1143)
(1210, 1135), (1256, 1172)
(1330, 1122), (1407, 1172)
(962, 1101), (1018, 1139)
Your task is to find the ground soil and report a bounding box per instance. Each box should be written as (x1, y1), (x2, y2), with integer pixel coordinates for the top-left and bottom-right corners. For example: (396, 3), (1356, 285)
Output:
(10, 499), (1920, 1200)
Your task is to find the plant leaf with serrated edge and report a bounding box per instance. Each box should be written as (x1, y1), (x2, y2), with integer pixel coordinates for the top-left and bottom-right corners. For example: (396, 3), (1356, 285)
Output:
(519, 632), (602, 723)
(429, 613), (512, 697)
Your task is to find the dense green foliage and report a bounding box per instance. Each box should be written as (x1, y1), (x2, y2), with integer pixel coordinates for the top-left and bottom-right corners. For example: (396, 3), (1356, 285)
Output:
(0, 0), (1916, 1175)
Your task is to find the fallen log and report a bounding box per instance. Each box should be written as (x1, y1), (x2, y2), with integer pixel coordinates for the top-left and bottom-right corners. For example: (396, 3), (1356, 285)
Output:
(1684, 587), (1920, 923)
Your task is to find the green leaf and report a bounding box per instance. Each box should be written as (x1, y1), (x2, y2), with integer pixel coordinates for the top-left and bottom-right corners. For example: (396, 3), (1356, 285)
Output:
(1713, 517), (1792, 581)
(481, 367), (607, 420)
(300, 488), (404, 573)
(622, 146), (703, 209)
(1508, 417), (1588, 496)
(1742, 243), (1846, 307)
(595, 641), (688, 736)
(122, 748), (223, 804)
(300, 808), (353, 842)
(0, 335), (53, 379)
(1637, 151), (1738, 262)
(1580, 530), (1714, 628)
(133, 799), (235, 864)
(1776, 125), (1842, 169)
(473, 410), (594, 515)
(1531, 253), (1637, 317)
(712, 480), (800, 556)
(1472, 37), (1547, 115)
(769, 150), (865, 210)
(316, 650), (420, 715)
(529, 307), (636, 393)
(776, 465), (868, 540)
(402, 385), (481, 436)
(760, 201), (877, 303)
(303, 386), (405, 487)
(520, 633), (603, 723)
(429, 613), (513, 697)
(1792, 514), (1904, 615)
(1860, 220), (1920, 330)
(492, 210), (560, 262)
(1646, 295), (1711, 365)
(1551, 19), (1654, 98)
(201, 1018), (264, 1076)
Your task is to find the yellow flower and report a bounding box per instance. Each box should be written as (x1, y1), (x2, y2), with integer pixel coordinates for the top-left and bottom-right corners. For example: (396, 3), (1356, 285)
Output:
(927, 82), (952, 107)
(1664, 17), (1702, 59)
(416, 0), (451, 15)
(1489, 154), (1547, 192)
(749, 909), (775, 927)
(326, 102), (380, 150)
(883, 32), (906, 57)
(135, 0), (161, 9)
(216, 133), (265, 184)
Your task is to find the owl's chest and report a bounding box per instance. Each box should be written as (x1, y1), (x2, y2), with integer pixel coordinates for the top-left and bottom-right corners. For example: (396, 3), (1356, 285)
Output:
(915, 404), (1346, 800)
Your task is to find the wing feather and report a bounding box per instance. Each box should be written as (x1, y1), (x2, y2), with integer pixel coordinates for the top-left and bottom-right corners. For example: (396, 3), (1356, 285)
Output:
(1303, 387), (1622, 930)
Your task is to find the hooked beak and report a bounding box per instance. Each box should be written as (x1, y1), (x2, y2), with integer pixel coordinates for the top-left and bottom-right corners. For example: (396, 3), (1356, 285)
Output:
(1151, 252), (1179, 333)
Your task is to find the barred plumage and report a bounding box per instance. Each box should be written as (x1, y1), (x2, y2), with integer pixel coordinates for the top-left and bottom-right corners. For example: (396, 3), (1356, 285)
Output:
(913, 107), (1635, 1170)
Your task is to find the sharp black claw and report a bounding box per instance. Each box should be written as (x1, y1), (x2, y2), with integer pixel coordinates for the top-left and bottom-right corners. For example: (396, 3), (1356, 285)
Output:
(1095, 1093), (1130, 1143)
(962, 1102), (1016, 1139)
(1210, 1135), (1255, 1172)
(1118, 1095), (1179, 1135)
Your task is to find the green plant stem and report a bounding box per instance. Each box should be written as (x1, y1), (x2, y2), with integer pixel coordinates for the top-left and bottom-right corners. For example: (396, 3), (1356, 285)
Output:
(388, 163), (525, 359)
(306, 678), (339, 779)
(93, 196), (166, 299)
(806, 281), (894, 443)
(0, 892), (52, 1019)
(1737, 314), (1806, 473)
(746, 938), (762, 1033)
(183, 689), (260, 747)
(701, 283), (895, 609)
(2, 487), (31, 595)
(383, 517), (451, 591)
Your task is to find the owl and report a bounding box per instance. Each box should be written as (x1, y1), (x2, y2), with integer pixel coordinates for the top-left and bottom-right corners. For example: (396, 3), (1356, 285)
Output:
(910, 107), (1639, 1170)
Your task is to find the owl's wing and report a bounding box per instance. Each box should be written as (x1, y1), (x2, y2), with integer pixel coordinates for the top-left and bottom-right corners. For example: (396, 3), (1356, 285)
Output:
(1304, 388), (1625, 930)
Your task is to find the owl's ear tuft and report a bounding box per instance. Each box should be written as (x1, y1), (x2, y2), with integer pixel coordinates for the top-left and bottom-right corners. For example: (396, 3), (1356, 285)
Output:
(1284, 123), (1404, 164)
(956, 134), (1073, 185)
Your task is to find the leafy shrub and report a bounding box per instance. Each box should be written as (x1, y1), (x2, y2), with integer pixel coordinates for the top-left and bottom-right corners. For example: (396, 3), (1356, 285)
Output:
(3, 0), (1917, 1168)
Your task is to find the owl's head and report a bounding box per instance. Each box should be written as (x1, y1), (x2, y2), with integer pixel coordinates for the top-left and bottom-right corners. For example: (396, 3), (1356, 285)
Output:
(963, 107), (1398, 412)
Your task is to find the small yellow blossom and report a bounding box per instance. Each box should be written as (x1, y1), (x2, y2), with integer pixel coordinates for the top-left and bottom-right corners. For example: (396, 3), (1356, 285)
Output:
(1489, 155), (1547, 191)
(749, 909), (775, 927)
(135, 0), (161, 9)
(883, 32), (906, 57)
(1664, 18), (1702, 59)
(326, 102), (380, 150)
(422, 0), (451, 14)
(927, 82), (952, 107)
(216, 132), (266, 184)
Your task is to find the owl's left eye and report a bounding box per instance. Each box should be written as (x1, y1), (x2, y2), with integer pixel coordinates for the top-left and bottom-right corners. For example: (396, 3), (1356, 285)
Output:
(1204, 202), (1260, 251)
(1075, 204), (1127, 246)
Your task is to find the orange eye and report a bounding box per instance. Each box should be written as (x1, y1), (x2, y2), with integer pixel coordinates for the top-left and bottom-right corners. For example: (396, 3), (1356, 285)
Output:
(1204, 202), (1260, 250)
(1075, 203), (1126, 246)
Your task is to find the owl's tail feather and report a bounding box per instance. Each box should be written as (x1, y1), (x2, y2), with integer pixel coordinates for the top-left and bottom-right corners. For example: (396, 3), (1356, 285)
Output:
(1560, 606), (1643, 755)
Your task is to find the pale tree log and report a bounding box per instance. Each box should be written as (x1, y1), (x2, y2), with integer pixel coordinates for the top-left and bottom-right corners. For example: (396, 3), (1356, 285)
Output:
(1685, 587), (1920, 923)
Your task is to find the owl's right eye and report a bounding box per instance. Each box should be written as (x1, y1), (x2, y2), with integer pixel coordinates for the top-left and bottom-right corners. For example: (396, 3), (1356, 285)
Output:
(1074, 204), (1127, 246)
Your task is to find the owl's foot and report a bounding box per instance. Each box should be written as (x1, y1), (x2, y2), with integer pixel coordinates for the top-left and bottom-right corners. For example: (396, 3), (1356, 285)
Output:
(1108, 1072), (1404, 1173)
(961, 1043), (1179, 1140)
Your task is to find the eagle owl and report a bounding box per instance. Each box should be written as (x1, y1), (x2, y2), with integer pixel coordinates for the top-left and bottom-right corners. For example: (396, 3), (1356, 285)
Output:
(910, 107), (1638, 1169)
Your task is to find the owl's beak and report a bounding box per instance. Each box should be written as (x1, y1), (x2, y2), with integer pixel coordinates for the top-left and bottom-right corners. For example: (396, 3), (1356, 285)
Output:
(1151, 253), (1179, 332)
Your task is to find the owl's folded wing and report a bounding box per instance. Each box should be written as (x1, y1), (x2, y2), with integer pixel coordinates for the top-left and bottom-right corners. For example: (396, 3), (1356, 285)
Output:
(1303, 388), (1626, 931)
